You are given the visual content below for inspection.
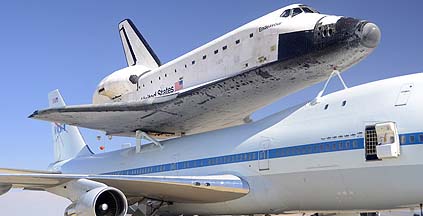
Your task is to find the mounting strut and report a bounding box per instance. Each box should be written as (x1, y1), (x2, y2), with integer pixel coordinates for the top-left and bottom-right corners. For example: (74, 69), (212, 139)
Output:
(310, 70), (348, 105)
(135, 130), (163, 153)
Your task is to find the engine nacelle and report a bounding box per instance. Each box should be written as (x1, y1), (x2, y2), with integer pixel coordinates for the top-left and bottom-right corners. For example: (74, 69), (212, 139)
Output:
(64, 187), (128, 216)
(0, 184), (12, 196)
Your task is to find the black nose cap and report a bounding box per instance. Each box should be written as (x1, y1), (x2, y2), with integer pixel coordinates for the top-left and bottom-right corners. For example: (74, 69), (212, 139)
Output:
(360, 22), (381, 48)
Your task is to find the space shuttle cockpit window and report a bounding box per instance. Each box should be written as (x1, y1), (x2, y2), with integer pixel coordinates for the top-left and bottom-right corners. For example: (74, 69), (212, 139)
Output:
(280, 9), (291, 18)
(302, 7), (314, 13)
(300, 5), (320, 14)
(292, 8), (303, 17)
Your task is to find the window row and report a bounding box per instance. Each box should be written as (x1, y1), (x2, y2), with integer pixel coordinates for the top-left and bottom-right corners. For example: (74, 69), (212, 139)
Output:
(400, 134), (423, 144)
(322, 132), (363, 141)
(112, 138), (365, 175)
(280, 5), (319, 18)
(273, 140), (359, 157)
(139, 33), (254, 88)
(113, 153), (260, 175)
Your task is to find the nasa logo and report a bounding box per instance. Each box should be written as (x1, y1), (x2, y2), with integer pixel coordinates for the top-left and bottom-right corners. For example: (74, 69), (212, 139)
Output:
(54, 123), (68, 135)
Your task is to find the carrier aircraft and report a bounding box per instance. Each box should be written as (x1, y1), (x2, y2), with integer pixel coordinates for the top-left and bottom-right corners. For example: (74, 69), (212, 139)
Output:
(29, 4), (381, 138)
(1, 72), (423, 216)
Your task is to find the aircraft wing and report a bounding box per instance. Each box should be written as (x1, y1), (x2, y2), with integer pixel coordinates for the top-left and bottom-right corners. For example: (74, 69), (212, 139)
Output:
(29, 75), (254, 138)
(0, 169), (249, 203)
(0, 168), (60, 174)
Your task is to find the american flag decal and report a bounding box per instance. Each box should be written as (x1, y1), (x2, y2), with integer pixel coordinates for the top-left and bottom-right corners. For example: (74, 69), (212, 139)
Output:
(175, 79), (184, 91)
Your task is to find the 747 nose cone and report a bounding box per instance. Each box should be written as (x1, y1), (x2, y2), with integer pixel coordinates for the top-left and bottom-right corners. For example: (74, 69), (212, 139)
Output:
(360, 22), (381, 48)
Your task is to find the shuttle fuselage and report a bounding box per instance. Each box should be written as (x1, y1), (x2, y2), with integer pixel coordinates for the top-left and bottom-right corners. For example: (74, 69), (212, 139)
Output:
(88, 4), (381, 137)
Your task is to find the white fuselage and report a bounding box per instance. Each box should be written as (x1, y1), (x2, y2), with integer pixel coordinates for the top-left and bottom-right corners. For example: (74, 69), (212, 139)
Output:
(59, 73), (423, 215)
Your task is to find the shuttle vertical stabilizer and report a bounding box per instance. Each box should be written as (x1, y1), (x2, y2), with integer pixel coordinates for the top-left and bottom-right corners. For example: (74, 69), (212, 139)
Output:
(118, 19), (161, 68)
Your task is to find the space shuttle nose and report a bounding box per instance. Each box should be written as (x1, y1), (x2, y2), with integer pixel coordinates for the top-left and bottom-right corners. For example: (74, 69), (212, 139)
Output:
(360, 22), (381, 48)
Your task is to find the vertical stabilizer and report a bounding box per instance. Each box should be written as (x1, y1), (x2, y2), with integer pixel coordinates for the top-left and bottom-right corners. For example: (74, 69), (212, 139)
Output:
(118, 19), (161, 68)
(48, 90), (93, 162)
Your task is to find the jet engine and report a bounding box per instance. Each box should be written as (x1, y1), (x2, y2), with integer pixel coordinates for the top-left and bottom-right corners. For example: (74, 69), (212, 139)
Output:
(0, 184), (12, 196)
(64, 186), (128, 216)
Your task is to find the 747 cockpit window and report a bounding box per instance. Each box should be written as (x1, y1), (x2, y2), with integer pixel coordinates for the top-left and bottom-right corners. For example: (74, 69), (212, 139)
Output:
(292, 8), (303, 17)
(280, 9), (291, 18)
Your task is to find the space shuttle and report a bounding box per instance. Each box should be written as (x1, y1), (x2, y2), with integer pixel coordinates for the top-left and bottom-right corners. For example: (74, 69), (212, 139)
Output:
(30, 4), (381, 138)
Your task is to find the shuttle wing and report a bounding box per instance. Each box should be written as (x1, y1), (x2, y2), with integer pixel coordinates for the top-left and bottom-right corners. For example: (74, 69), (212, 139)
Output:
(30, 57), (314, 138)
(29, 75), (255, 138)
(0, 170), (249, 203)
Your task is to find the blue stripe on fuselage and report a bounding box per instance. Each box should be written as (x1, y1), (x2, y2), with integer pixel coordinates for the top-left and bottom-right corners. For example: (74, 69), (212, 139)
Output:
(103, 132), (423, 176)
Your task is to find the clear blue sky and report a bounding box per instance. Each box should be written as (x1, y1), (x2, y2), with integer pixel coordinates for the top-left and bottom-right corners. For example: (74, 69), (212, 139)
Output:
(0, 0), (422, 170)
